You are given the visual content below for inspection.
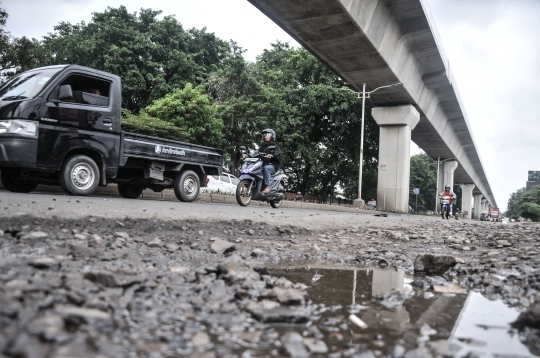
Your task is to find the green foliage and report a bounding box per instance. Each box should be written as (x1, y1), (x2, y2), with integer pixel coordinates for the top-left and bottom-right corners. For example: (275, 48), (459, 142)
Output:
(0, 5), (48, 80)
(409, 153), (437, 211)
(521, 202), (540, 222)
(506, 185), (540, 221)
(145, 83), (224, 148)
(506, 187), (527, 219)
(42, 6), (231, 112)
(207, 42), (379, 200)
(120, 109), (187, 141)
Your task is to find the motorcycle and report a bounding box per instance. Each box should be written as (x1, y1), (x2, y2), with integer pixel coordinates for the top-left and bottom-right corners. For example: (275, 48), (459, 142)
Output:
(236, 146), (286, 208)
(454, 208), (461, 220)
(440, 195), (451, 220)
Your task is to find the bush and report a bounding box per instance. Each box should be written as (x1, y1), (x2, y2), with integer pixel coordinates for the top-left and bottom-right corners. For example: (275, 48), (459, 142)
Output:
(121, 109), (188, 141)
(520, 202), (540, 222)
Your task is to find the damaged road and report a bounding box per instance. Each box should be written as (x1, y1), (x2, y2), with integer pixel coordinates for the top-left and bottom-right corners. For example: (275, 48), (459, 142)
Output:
(1, 191), (540, 357)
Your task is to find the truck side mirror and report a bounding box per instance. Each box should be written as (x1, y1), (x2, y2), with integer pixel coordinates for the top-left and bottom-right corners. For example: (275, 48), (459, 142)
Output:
(58, 85), (73, 100)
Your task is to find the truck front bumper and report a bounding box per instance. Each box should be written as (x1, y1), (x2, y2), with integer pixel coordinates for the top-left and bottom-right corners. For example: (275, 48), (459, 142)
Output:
(0, 135), (38, 169)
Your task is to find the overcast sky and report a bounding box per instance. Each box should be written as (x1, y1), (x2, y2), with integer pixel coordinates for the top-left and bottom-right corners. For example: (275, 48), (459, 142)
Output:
(2, 0), (539, 210)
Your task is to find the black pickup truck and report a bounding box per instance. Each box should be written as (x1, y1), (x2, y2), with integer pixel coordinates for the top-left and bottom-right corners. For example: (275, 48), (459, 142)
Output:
(0, 65), (222, 201)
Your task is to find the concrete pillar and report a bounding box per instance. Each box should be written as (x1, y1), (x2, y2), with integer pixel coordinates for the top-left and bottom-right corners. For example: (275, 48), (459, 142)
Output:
(481, 198), (487, 214)
(473, 194), (482, 220)
(372, 105), (420, 212)
(460, 184), (475, 219)
(437, 160), (459, 194)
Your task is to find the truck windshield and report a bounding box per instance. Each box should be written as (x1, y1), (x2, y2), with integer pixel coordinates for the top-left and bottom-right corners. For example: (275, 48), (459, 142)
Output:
(0, 68), (62, 101)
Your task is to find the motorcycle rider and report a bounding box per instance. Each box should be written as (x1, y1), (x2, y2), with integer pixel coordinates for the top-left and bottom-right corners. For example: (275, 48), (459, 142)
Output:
(243, 129), (281, 194)
(439, 184), (457, 219)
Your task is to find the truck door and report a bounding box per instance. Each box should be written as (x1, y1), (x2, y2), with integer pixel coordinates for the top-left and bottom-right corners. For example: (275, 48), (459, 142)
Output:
(40, 71), (120, 176)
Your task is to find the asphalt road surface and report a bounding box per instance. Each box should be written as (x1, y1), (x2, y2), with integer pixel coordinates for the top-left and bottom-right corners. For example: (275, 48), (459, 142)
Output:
(0, 189), (427, 231)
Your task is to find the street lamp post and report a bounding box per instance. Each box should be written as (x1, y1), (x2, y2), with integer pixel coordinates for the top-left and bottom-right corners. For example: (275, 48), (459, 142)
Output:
(329, 82), (402, 207)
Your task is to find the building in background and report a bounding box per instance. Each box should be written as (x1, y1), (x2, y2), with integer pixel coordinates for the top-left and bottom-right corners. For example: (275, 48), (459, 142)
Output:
(526, 171), (540, 191)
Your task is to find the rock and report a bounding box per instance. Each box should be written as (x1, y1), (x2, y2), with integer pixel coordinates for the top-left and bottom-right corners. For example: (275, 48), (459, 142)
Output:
(248, 229), (255, 235)
(170, 266), (190, 274)
(217, 255), (259, 282)
(251, 248), (268, 258)
(83, 270), (140, 287)
(88, 234), (104, 247)
(211, 238), (235, 254)
(302, 338), (328, 354)
(191, 332), (210, 347)
(280, 332), (309, 358)
(147, 237), (163, 247)
(506, 256), (519, 262)
(265, 287), (307, 305)
(432, 285), (464, 294)
(513, 301), (540, 329)
(377, 291), (410, 309)
(249, 306), (310, 324)
(56, 306), (113, 333)
(19, 231), (48, 240)
(114, 231), (130, 239)
(414, 253), (464, 274)
(483, 275), (504, 287)
(496, 240), (511, 247)
(28, 315), (69, 343)
(29, 257), (58, 269)
(308, 245), (322, 255)
(164, 243), (179, 252)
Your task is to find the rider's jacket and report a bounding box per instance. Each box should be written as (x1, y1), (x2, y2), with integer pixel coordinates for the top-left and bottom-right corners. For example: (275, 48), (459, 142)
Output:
(439, 190), (456, 204)
(258, 142), (281, 169)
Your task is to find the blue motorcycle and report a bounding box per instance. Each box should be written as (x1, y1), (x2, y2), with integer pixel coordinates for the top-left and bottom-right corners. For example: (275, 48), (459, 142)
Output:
(440, 195), (451, 219)
(236, 146), (286, 208)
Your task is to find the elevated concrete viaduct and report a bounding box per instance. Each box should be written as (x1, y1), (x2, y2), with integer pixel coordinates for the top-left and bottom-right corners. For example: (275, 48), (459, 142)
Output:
(248, 0), (496, 213)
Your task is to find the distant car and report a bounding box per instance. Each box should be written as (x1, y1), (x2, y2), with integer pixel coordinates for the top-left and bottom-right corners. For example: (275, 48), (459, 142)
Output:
(201, 173), (239, 194)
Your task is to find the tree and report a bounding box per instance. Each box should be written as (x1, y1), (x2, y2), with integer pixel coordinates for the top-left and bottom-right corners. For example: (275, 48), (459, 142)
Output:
(249, 42), (380, 200)
(409, 153), (437, 212)
(42, 6), (231, 112)
(506, 187), (527, 219)
(120, 109), (187, 141)
(0, 4), (47, 80)
(145, 83), (224, 148)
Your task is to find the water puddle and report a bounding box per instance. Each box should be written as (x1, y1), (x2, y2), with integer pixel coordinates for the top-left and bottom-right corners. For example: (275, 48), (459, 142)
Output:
(268, 265), (536, 357)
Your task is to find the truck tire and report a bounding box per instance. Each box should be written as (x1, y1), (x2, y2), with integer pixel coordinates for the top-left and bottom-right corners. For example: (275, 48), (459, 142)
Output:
(0, 171), (38, 193)
(59, 155), (100, 196)
(174, 170), (199, 202)
(118, 182), (143, 199)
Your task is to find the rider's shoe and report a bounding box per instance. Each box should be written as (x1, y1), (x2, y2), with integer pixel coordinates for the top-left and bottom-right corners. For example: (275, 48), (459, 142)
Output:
(262, 186), (270, 194)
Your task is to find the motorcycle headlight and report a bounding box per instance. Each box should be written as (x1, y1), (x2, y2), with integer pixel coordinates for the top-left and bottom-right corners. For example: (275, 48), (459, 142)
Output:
(0, 120), (38, 137)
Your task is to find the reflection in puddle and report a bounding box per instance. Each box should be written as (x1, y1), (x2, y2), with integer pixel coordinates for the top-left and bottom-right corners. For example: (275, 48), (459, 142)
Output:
(451, 292), (532, 357)
(271, 266), (537, 357)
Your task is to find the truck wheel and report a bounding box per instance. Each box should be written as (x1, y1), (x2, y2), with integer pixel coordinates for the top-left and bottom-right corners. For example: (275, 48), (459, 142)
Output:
(0, 171), (38, 193)
(118, 182), (143, 199)
(236, 179), (252, 206)
(174, 170), (199, 202)
(270, 200), (281, 209)
(59, 155), (100, 196)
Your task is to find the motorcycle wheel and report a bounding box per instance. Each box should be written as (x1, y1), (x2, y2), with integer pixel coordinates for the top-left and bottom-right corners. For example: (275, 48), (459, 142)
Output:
(236, 179), (252, 206)
(270, 200), (281, 209)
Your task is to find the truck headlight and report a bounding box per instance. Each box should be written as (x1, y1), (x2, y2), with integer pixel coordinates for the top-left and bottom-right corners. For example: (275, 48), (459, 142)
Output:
(0, 120), (38, 137)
